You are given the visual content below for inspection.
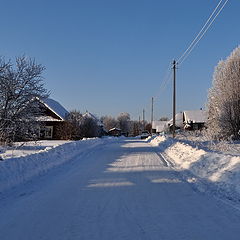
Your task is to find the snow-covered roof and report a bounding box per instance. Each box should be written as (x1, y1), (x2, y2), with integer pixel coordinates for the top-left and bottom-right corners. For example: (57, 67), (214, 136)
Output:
(108, 127), (121, 132)
(168, 112), (184, 128)
(152, 121), (168, 129)
(40, 98), (69, 121)
(34, 116), (63, 122)
(152, 121), (168, 132)
(183, 110), (207, 124)
(83, 111), (103, 126)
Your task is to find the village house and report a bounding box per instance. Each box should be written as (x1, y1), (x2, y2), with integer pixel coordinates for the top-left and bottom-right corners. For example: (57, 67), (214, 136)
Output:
(108, 127), (122, 137)
(183, 109), (207, 130)
(168, 109), (207, 131)
(35, 98), (69, 139)
(152, 121), (168, 134)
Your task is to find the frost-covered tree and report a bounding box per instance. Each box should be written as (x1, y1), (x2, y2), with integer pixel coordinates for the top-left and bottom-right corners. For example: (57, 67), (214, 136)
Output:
(63, 110), (83, 140)
(100, 115), (118, 131)
(80, 116), (101, 138)
(128, 120), (141, 137)
(0, 56), (48, 143)
(117, 112), (130, 133)
(63, 111), (102, 139)
(207, 46), (240, 140)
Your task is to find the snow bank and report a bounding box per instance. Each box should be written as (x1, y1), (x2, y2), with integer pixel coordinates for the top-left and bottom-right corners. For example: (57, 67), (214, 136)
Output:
(0, 140), (71, 159)
(0, 138), (110, 193)
(150, 136), (240, 202)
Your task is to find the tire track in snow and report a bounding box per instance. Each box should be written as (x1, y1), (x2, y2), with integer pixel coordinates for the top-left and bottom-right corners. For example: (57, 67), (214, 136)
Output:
(153, 151), (174, 168)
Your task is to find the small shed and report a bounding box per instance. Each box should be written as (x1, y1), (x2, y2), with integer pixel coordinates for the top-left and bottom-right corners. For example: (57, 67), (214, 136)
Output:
(108, 127), (122, 137)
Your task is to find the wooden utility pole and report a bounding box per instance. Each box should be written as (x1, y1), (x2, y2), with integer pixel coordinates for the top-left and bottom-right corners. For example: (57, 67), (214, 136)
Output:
(172, 60), (176, 138)
(143, 109), (145, 130)
(151, 97), (154, 134)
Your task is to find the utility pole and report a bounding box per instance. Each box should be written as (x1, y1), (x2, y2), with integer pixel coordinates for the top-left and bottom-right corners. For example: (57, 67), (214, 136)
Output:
(139, 115), (141, 134)
(143, 109), (145, 130)
(172, 60), (176, 138)
(151, 97), (154, 135)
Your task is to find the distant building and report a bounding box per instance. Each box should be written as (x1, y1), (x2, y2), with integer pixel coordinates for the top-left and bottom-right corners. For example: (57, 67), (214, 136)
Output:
(152, 121), (168, 134)
(167, 112), (184, 131)
(183, 109), (207, 130)
(168, 109), (207, 131)
(108, 127), (122, 137)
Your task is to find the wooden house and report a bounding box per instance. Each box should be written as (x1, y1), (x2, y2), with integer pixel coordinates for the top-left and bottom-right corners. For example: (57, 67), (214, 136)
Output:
(183, 110), (206, 130)
(168, 109), (207, 131)
(108, 127), (122, 137)
(35, 98), (69, 139)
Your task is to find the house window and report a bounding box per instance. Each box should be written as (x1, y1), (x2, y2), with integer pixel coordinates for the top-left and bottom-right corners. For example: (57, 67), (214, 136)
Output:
(44, 126), (53, 139)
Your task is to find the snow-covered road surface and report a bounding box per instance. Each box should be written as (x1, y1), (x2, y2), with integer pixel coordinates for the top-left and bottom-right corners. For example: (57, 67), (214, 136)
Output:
(1, 138), (240, 240)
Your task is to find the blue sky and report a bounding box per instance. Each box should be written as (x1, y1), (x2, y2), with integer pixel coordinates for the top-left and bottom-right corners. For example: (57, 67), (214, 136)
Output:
(0, 0), (239, 121)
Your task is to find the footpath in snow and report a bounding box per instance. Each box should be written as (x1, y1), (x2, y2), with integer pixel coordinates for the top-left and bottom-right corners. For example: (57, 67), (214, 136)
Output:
(150, 135), (240, 204)
(0, 137), (116, 193)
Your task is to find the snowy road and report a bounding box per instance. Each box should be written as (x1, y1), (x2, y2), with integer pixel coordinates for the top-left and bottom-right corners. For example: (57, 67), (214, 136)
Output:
(1, 138), (240, 240)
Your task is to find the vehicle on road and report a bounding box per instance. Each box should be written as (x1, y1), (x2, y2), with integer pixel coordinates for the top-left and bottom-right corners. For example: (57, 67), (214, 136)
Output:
(140, 130), (150, 139)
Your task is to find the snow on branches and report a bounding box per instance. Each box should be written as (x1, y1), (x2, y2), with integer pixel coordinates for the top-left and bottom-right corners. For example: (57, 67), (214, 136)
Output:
(0, 56), (49, 143)
(207, 46), (240, 140)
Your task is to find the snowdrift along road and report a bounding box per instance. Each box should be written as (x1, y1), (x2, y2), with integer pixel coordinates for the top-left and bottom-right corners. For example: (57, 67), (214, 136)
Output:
(1, 138), (240, 240)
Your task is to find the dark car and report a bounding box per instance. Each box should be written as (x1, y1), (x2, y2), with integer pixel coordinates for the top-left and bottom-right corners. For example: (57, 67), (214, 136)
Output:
(140, 130), (150, 139)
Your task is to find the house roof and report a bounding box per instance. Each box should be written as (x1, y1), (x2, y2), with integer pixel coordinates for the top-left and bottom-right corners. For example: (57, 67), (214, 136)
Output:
(108, 127), (121, 132)
(40, 98), (69, 121)
(34, 116), (63, 122)
(152, 121), (168, 132)
(152, 121), (168, 129)
(168, 112), (184, 128)
(167, 110), (207, 127)
(183, 110), (207, 123)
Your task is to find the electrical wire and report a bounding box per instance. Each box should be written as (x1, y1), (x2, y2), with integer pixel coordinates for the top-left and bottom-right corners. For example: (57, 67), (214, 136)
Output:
(139, 0), (229, 120)
(177, 0), (224, 64)
(140, 62), (172, 121)
(177, 0), (229, 66)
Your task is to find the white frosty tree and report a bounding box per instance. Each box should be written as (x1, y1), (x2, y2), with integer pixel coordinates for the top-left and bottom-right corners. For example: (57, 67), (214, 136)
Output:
(117, 112), (130, 133)
(207, 46), (240, 140)
(100, 115), (118, 131)
(0, 56), (48, 143)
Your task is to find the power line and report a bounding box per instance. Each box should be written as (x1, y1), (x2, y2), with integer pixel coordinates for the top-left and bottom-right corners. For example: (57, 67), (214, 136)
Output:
(140, 0), (229, 120)
(177, 0), (224, 64)
(140, 63), (171, 121)
(153, 63), (172, 100)
(177, 0), (229, 66)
